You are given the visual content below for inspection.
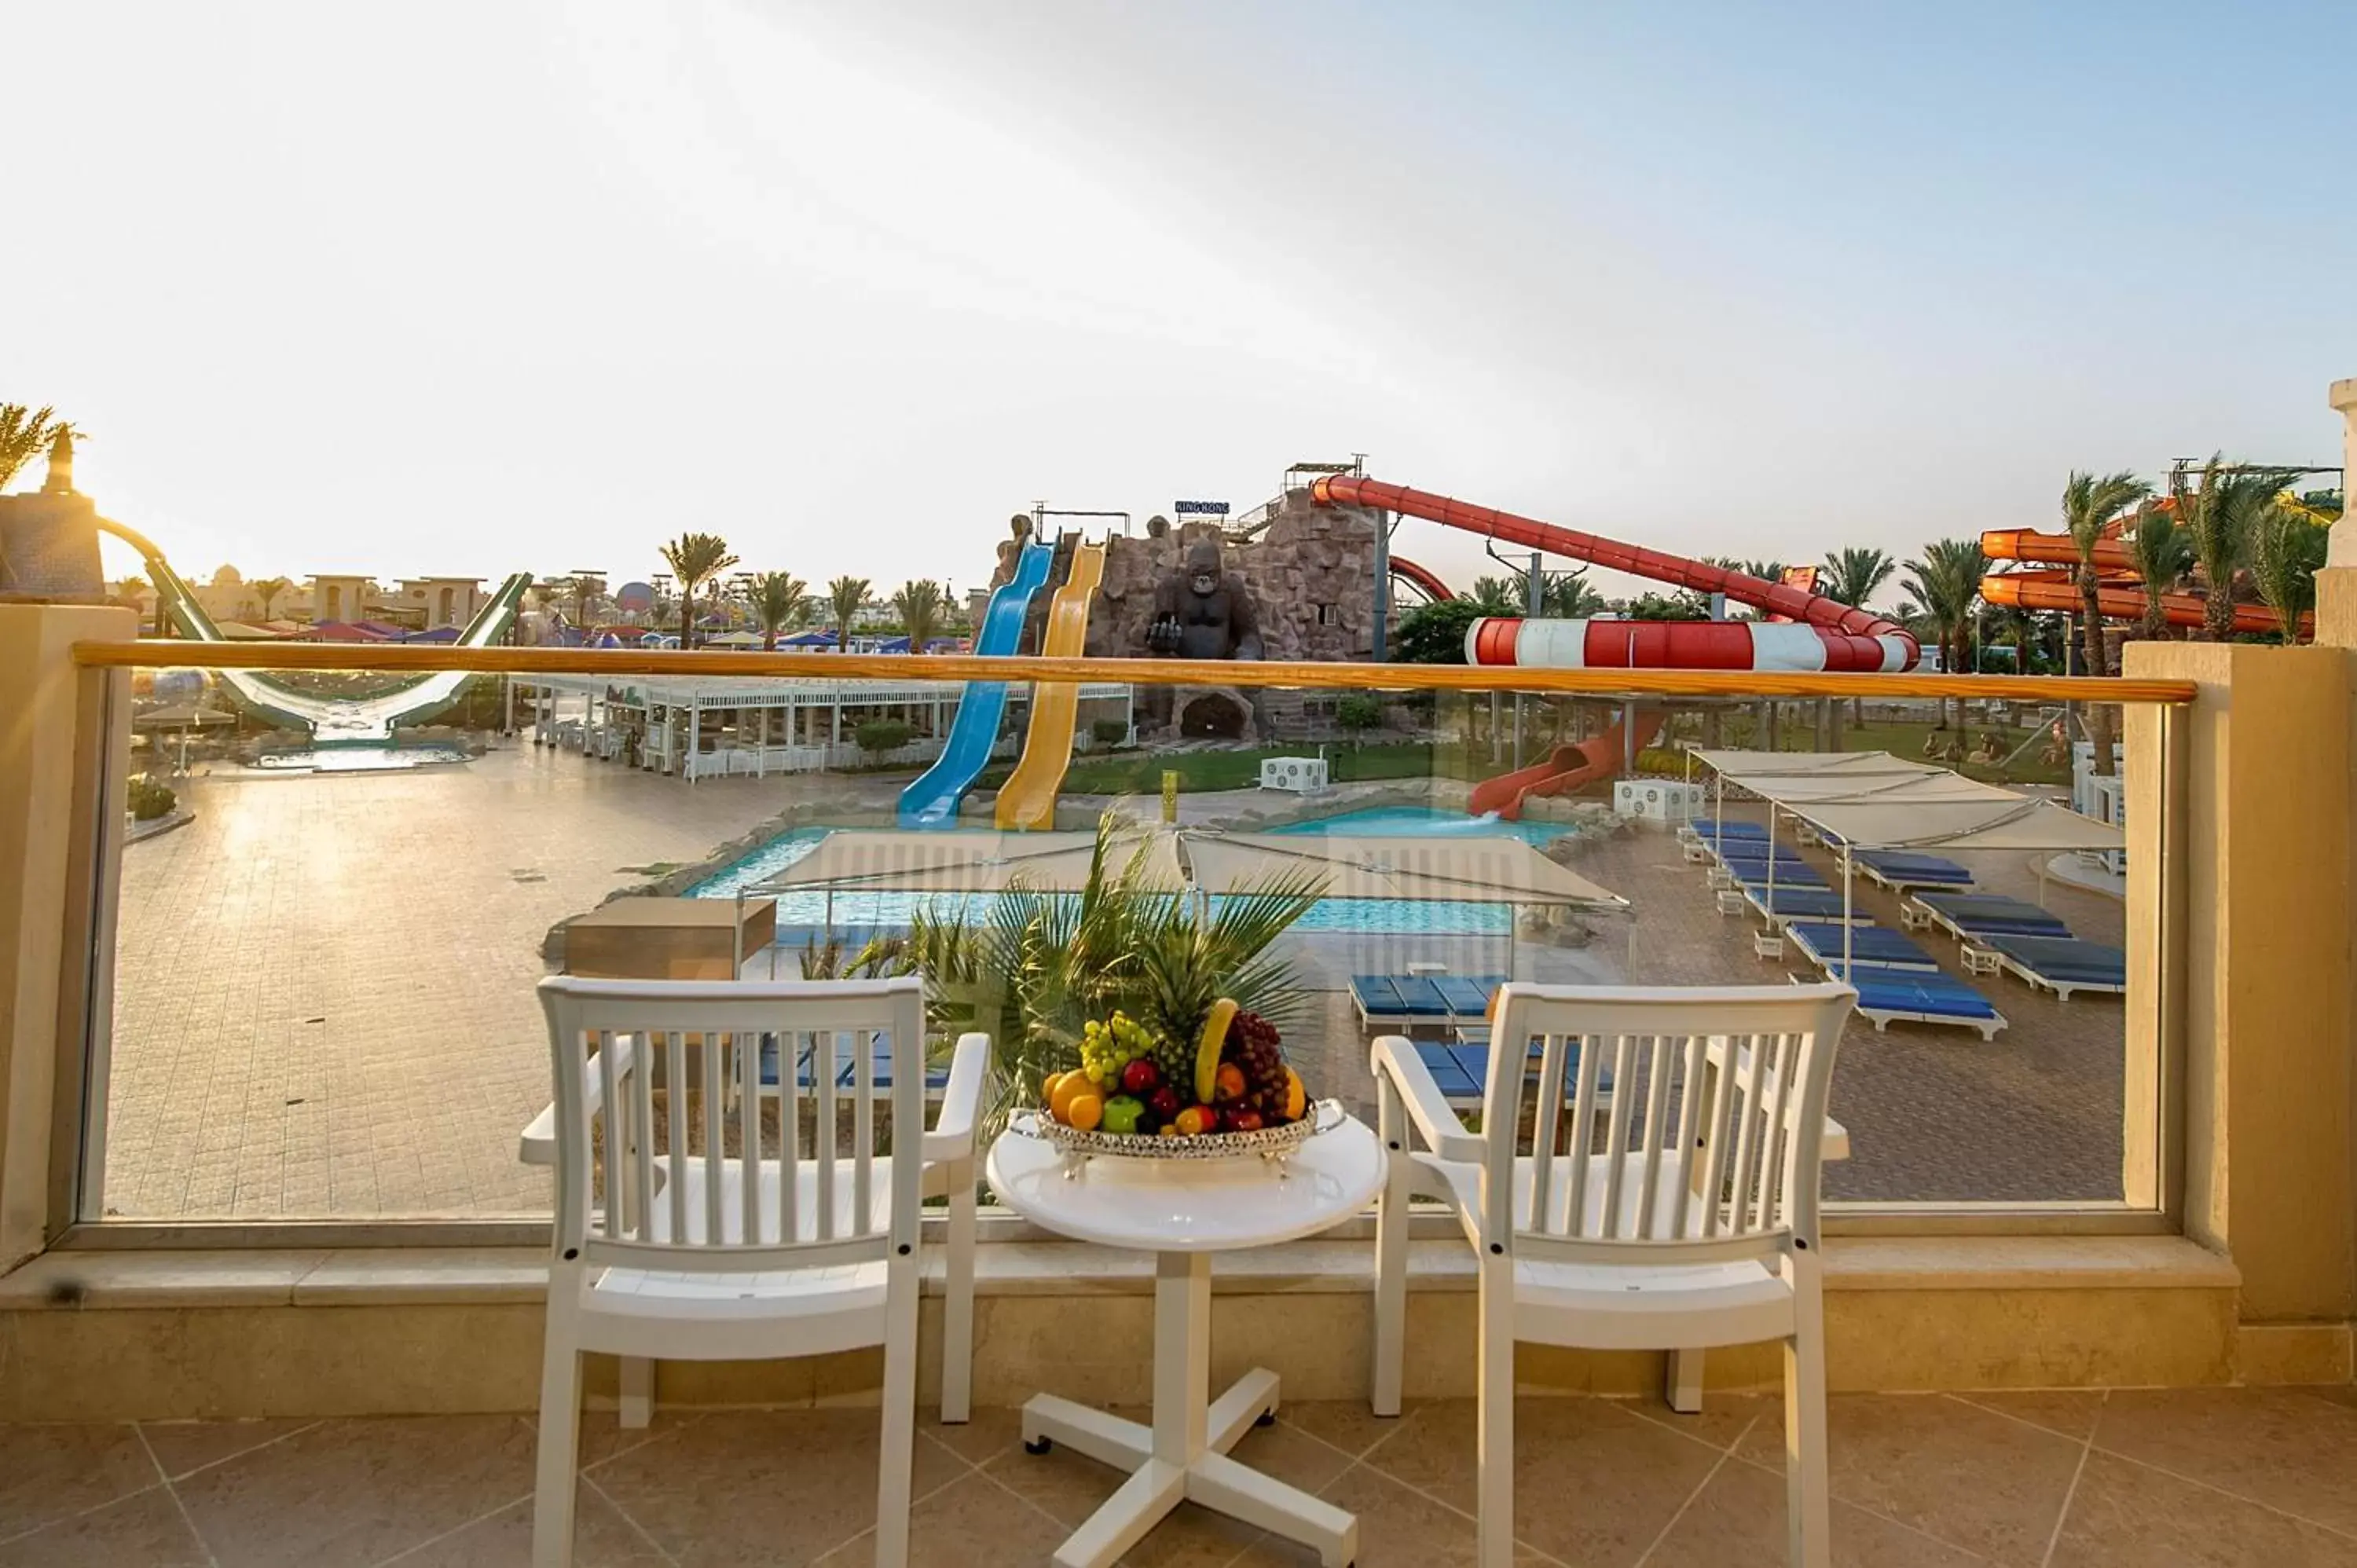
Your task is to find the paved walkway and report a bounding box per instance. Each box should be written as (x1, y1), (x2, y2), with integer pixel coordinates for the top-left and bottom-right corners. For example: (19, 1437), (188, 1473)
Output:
(3, 1385), (2352, 1565)
(105, 744), (856, 1218)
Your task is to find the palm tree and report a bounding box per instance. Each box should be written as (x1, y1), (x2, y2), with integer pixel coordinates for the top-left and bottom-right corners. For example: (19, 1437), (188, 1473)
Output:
(658, 533), (739, 650)
(1820, 548), (1897, 724)
(2246, 504), (2326, 646)
(2060, 471), (2150, 776)
(251, 576), (291, 621)
(1819, 548), (1896, 613)
(0, 405), (78, 493)
(1466, 576), (1525, 614)
(749, 572), (808, 651)
(2122, 503), (2193, 640)
(827, 574), (871, 654)
(2173, 455), (2284, 643)
(1902, 539), (1986, 728)
(893, 579), (948, 656)
(1539, 570), (1607, 617)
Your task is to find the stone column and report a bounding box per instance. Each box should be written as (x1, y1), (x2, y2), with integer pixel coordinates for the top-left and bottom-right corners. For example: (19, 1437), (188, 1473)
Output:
(2123, 635), (2355, 1381)
(0, 605), (136, 1268)
(2318, 379), (2357, 643)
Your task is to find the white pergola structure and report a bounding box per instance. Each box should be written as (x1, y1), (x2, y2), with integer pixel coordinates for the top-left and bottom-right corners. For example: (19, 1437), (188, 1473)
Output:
(1688, 748), (2127, 971)
(522, 674), (1133, 780)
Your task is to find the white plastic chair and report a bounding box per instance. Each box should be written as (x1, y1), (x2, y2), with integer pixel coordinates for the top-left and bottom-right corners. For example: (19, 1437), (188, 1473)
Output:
(1370, 982), (1854, 1568)
(530, 976), (988, 1568)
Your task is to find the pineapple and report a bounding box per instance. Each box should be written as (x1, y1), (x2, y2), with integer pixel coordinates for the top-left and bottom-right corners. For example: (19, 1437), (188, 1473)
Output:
(1130, 921), (1226, 1086)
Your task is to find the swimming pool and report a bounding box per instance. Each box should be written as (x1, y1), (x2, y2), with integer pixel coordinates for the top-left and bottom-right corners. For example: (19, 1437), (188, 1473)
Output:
(686, 807), (1574, 935)
(1270, 804), (1573, 932)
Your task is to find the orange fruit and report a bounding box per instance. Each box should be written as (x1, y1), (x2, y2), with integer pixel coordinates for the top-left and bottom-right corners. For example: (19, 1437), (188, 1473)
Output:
(1175, 1105), (1213, 1137)
(1050, 1072), (1094, 1125)
(1065, 1093), (1105, 1133)
(1283, 1068), (1307, 1123)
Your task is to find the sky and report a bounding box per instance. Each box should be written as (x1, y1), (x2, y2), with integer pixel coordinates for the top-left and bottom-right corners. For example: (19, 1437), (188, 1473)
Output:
(9, 1), (2352, 605)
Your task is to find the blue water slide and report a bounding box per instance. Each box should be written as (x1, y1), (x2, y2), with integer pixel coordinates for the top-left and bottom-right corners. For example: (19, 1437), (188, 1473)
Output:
(896, 540), (1054, 828)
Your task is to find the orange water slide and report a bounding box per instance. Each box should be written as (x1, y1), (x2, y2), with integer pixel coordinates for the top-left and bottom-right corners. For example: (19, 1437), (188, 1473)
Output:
(1979, 526), (2304, 637)
(1468, 712), (1666, 821)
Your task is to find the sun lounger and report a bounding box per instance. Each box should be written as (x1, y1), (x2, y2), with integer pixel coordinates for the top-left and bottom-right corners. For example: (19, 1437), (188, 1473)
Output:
(1681, 819), (1769, 844)
(1743, 885), (1871, 926)
(1785, 921), (1942, 973)
(1808, 967), (2008, 1039)
(756, 1031), (951, 1095)
(1979, 935), (2127, 1000)
(1852, 851), (1975, 892)
(1431, 974), (1505, 1021)
(1710, 843), (1817, 873)
(1910, 892), (2073, 942)
(1728, 862), (1831, 890)
(1413, 1039), (1615, 1107)
(1352, 974), (1447, 1028)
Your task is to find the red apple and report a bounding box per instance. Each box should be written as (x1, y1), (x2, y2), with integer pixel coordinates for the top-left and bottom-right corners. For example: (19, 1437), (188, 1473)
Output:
(1225, 1107), (1264, 1133)
(1148, 1086), (1184, 1120)
(1120, 1059), (1160, 1095)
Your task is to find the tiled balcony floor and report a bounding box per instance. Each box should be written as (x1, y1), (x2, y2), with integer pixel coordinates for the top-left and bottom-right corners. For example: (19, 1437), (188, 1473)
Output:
(2, 1386), (2352, 1566)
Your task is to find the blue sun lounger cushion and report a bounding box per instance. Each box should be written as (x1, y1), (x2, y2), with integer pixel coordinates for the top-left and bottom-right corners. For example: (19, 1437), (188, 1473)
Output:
(1743, 886), (1863, 924)
(1785, 922), (1941, 972)
(1981, 935), (2127, 998)
(1817, 966), (2007, 1039)
(1413, 1038), (1616, 1105)
(757, 1031), (949, 1094)
(1915, 892), (2073, 938)
(1853, 851), (1974, 888)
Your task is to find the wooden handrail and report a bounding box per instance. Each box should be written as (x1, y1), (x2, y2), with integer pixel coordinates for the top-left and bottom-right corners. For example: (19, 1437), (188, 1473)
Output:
(70, 638), (2199, 704)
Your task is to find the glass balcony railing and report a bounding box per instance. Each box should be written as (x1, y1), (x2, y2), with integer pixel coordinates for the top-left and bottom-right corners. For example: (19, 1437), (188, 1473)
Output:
(68, 642), (2190, 1229)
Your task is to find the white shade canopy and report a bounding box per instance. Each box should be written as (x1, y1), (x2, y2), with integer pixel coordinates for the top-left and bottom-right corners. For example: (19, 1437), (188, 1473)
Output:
(753, 827), (1185, 895)
(1694, 750), (2124, 852)
(754, 825), (1626, 909)
(1185, 833), (1626, 909)
(1688, 749), (1941, 779)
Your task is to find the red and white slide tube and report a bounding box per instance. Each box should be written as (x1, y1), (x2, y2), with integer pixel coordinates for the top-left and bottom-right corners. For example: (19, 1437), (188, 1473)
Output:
(1467, 617), (1915, 673)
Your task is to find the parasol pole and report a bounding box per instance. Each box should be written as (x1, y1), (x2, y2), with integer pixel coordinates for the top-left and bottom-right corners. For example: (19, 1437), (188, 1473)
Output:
(1841, 836), (1854, 977)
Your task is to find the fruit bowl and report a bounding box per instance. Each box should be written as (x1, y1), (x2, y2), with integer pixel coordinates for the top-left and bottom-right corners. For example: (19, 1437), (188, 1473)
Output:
(1010, 1099), (1343, 1163)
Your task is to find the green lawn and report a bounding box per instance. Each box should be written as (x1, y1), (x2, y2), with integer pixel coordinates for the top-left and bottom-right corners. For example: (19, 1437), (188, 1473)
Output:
(977, 741), (1446, 796)
(961, 713), (2073, 800)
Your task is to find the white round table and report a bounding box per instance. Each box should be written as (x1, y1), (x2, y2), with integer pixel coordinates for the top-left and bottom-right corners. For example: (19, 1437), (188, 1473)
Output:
(987, 1112), (1386, 1568)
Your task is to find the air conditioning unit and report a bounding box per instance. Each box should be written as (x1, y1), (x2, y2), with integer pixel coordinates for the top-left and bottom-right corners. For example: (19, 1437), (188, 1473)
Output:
(1613, 779), (1704, 822)
(1259, 757), (1329, 793)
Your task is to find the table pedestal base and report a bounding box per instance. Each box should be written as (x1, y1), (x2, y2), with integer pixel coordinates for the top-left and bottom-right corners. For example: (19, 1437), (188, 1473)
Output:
(1019, 1254), (1357, 1568)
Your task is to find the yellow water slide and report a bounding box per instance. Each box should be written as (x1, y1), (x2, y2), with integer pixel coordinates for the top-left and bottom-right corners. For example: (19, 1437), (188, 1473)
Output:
(995, 541), (1105, 830)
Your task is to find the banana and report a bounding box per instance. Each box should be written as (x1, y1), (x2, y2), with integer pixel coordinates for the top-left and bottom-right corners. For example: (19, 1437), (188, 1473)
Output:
(1194, 998), (1239, 1106)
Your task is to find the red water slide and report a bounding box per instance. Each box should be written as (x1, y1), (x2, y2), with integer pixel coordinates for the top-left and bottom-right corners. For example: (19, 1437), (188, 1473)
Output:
(1387, 555), (1453, 602)
(1468, 711), (1666, 820)
(1313, 476), (1919, 671)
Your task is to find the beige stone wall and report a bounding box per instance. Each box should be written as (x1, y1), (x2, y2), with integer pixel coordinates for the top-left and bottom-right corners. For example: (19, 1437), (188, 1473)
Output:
(0, 606), (136, 1268)
(2124, 640), (2355, 1328)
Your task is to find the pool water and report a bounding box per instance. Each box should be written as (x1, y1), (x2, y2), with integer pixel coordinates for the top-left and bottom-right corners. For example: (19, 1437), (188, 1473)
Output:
(685, 805), (1576, 936)
(1270, 804), (1572, 932)
(1266, 804), (1573, 848)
